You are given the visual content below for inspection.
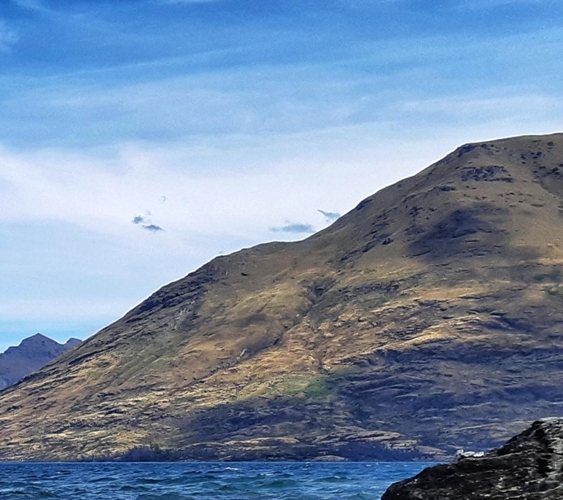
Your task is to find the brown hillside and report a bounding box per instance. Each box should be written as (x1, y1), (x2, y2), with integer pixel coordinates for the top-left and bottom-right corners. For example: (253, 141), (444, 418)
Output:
(2, 133), (563, 460)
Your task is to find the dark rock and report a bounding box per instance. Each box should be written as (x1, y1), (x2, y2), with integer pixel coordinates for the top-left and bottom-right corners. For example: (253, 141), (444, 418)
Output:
(460, 165), (513, 182)
(382, 418), (563, 500)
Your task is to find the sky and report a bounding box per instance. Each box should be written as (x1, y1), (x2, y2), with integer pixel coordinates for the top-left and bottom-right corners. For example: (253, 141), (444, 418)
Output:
(1, 0), (563, 352)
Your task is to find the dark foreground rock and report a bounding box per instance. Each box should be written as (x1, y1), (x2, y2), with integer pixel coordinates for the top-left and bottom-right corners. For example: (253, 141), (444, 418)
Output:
(382, 418), (563, 500)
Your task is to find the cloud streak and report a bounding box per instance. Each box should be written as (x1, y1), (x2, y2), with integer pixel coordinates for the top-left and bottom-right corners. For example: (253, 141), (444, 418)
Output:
(318, 210), (341, 222)
(269, 222), (316, 234)
(143, 224), (164, 232)
(2, 20), (562, 152)
(132, 213), (164, 232)
(0, 22), (18, 52)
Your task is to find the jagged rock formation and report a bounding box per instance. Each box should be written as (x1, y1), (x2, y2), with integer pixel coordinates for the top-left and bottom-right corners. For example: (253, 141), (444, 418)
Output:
(382, 418), (563, 500)
(0, 334), (81, 390)
(1, 134), (563, 460)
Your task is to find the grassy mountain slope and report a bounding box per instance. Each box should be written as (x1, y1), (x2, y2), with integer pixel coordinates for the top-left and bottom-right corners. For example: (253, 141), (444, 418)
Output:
(2, 133), (563, 460)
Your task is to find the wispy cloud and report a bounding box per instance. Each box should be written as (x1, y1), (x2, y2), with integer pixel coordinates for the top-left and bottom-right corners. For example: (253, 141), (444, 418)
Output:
(11, 0), (43, 9)
(318, 210), (341, 222)
(3, 20), (561, 152)
(143, 224), (164, 232)
(269, 222), (316, 234)
(396, 94), (563, 124)
(0, 132), (417, 240)
(0, 22), (18, 53)
(10, 0), (53, 14)
(132, 213), (164, 232)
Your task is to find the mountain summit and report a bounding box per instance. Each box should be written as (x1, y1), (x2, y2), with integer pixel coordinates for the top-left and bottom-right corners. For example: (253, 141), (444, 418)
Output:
(2, 133), (563, 460)
(0, 334), (81, 391)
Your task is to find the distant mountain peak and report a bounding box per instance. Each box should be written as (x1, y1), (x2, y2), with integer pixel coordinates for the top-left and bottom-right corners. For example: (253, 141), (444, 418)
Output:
(0, 334), (81, 391)
(18, 333), (58, 346)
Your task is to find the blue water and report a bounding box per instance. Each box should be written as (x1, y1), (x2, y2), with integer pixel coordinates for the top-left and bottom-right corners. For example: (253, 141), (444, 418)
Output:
(0, 462), (432, 499)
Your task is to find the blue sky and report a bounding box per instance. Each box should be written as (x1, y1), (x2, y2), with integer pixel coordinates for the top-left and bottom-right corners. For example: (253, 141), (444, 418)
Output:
(1, 0), (562, 352)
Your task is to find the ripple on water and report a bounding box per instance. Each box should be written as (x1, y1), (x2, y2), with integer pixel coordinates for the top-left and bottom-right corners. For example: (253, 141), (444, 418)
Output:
(136, 493), (190, 500)
(0, 462), (435, 500)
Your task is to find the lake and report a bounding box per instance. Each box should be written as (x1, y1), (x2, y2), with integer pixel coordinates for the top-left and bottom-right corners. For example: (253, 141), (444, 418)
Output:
(0, 461), (433, 499)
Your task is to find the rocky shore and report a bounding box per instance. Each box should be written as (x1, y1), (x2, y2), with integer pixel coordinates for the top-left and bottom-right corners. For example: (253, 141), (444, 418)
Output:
(382, 418), (563, 500)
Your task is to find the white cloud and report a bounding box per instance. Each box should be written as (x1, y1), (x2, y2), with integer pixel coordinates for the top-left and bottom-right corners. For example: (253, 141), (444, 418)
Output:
(2, 86), (560, 247)
(0, 133), (423, 242)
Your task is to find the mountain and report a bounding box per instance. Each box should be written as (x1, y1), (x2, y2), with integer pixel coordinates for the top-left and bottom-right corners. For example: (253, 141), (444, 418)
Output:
(0, 334), (81, 390)
(2, 133), (563, 461)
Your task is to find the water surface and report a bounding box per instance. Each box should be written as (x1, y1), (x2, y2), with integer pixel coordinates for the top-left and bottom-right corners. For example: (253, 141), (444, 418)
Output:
(0, 461), (433, 499)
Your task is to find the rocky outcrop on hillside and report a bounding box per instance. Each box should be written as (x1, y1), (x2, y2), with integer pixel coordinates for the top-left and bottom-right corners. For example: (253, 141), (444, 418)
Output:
(0, 334), (81, 390)
(1, 134), (563, 460)
(382, 418), (563, 500)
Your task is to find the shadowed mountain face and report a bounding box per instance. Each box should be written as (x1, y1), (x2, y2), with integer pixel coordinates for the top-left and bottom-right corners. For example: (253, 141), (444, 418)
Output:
(2, 134), (563, 461)
(0, 334), (81, 391)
